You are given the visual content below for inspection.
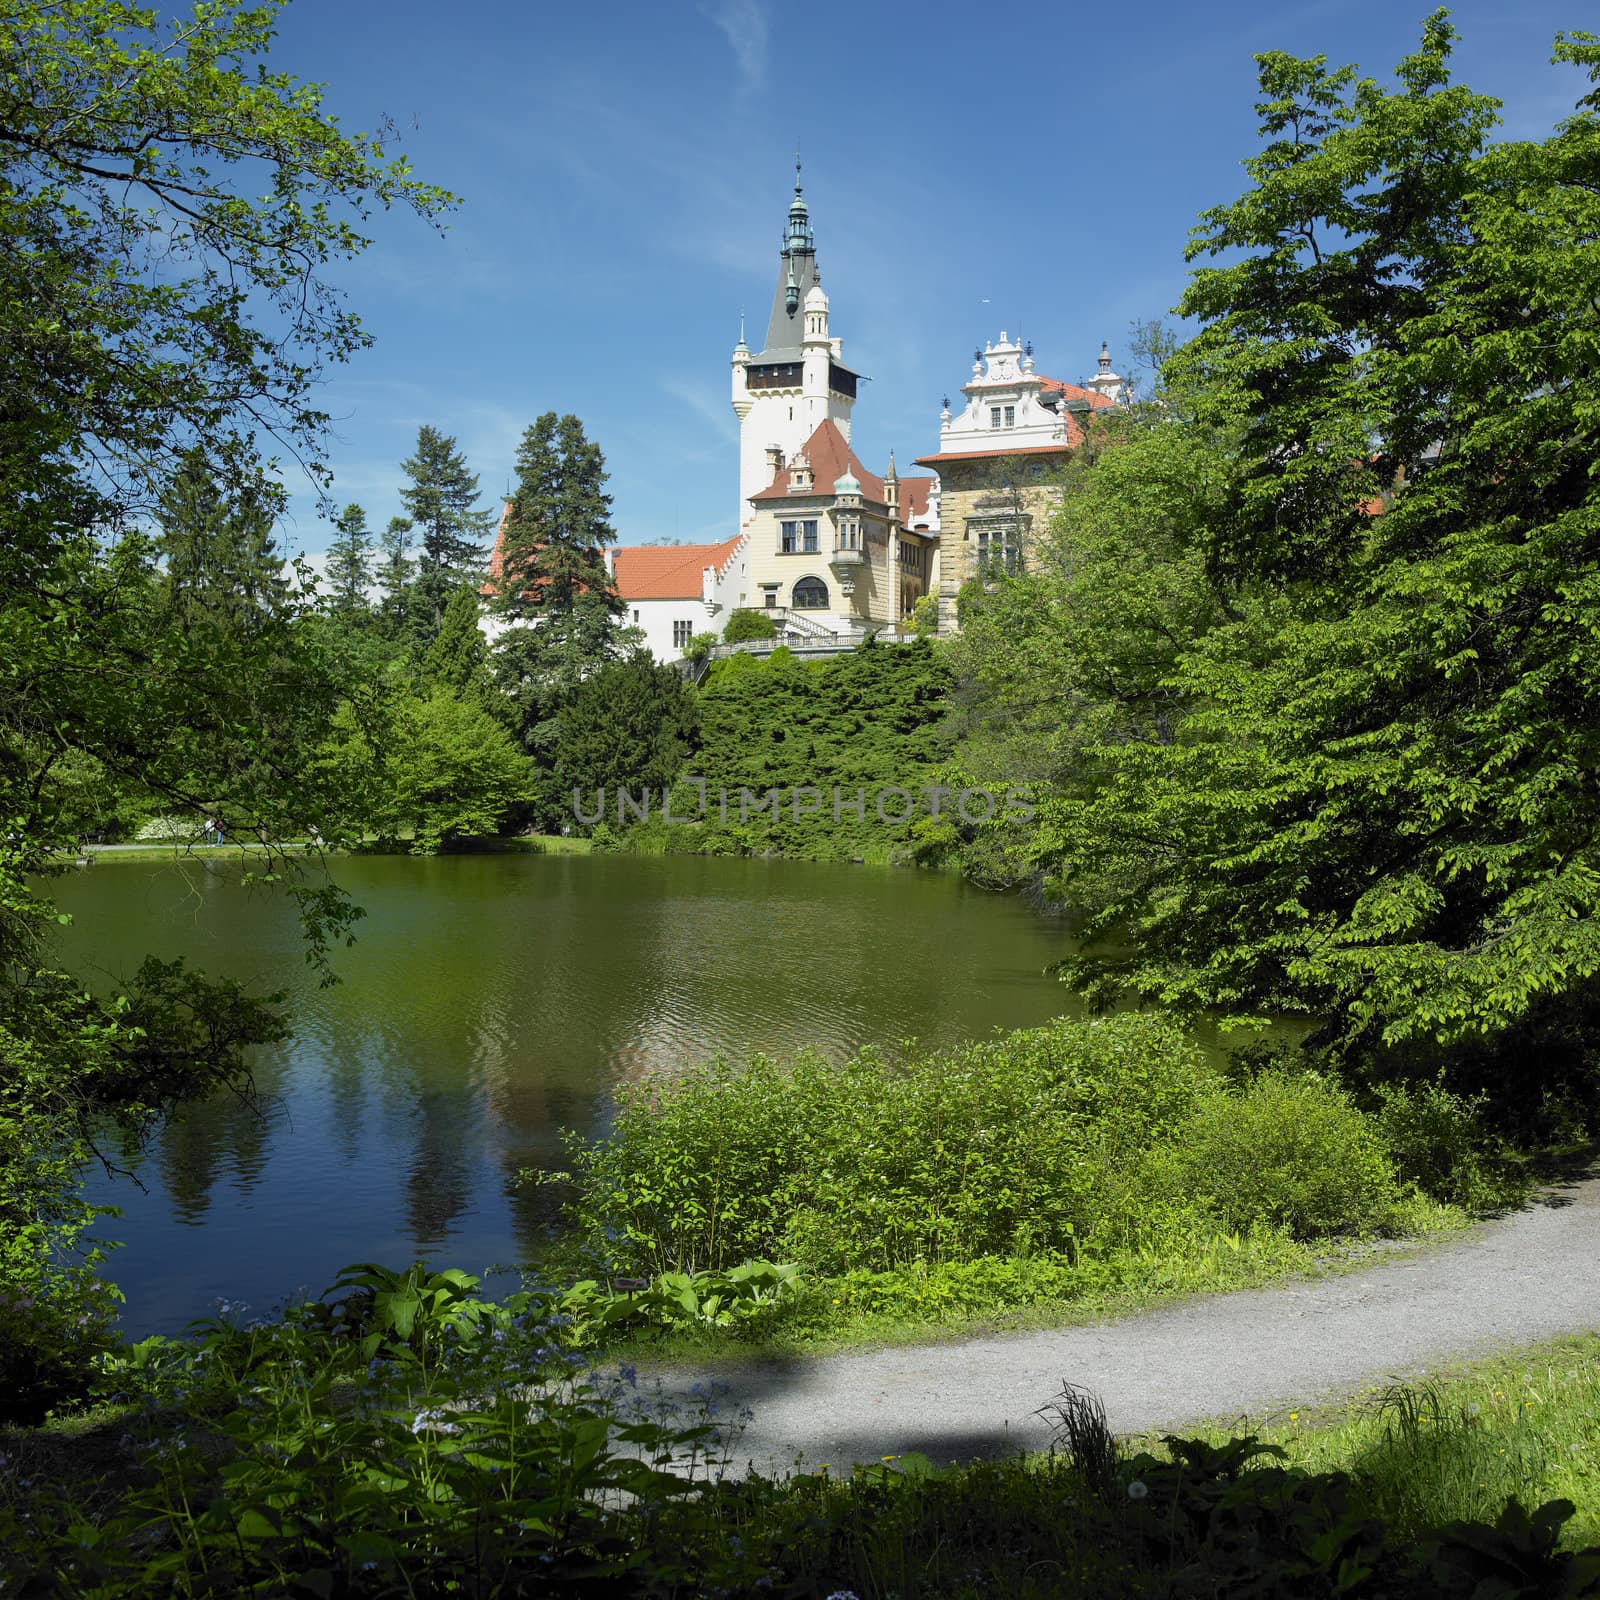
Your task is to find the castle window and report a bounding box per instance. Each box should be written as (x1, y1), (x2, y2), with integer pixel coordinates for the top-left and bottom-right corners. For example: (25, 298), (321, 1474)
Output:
(672, 620), (693, 649)
(780, 520), (818, 553)
(1004, 405), (1015, 427)
(990, 407), (1002, 429)
(792, 576), (828, 609)
(974, 521), (1022, 576)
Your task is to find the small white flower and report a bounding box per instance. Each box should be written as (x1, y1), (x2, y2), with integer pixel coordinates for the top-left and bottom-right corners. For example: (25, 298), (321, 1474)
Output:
(1127, 1479), (1149, 1501)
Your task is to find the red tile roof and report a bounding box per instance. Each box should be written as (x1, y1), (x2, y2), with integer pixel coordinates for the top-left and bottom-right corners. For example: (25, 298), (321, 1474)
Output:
(750, 420), (936, 533)
(485, 505), (741, 601)
(612, 535), (743, 601)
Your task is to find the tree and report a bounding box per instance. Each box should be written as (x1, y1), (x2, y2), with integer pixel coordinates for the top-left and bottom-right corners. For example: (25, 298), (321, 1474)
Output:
(318, 690), (530, 855)
(0, 0), (447, 1414)
(399, 426), (495, 641)
(958, 18), (1600, 1061)
(377, 517), (417, 636)
(723, 607), (778, 643)
(157, 450), (291, 636)
(325, 503), (375, 617)
(491, 414), (629, 764)
(553, 653), (698, 813)
(421, 584), (496, 709)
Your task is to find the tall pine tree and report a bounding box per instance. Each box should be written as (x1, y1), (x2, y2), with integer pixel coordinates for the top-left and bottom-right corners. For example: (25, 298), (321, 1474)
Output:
(377, 515), (416, 636)
(157, 450), (290, 637)
(399, 425), (495, 641)
(491, 413), (628, 766)
(324, 502), (374, 617)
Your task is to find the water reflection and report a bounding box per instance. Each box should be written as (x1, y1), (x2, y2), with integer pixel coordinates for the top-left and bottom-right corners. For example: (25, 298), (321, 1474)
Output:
(51, 853), (1076, 1331)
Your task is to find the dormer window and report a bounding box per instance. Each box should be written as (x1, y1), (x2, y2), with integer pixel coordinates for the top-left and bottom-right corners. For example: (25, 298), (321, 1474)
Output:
(989, 404), (1016, 429)
(990, 406), (1001, 429)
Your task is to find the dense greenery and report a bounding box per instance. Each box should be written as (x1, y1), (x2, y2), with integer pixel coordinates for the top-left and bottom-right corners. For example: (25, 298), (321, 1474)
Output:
(3, 1281), (1595, 1597)
(952, 20), (1600, 1075)
(617, 640), (956, 860)
(550, 1015), (1508, 1336)
(0, 0), (449, 1417)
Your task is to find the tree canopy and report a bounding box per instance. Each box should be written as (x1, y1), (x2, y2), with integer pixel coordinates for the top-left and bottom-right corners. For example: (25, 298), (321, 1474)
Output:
(954, 17), (1600, 1054)
(0, 0), (449, 1413)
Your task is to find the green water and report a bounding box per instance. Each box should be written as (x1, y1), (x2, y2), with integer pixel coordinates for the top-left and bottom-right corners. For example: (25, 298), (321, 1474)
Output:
(49, 853), (1077, 1332)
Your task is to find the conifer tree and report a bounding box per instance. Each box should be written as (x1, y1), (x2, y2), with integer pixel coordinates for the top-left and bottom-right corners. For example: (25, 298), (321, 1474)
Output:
(324, 502), (374, 616)
(421, 584), (494, 705)
(157, 450), (290, 635)
(491, 413), (627, 761)
(377, 516), (415, 635)
(399, 425), (495, 639)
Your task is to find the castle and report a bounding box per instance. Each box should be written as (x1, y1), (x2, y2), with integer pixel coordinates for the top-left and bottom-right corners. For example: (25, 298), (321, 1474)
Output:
(494, 172), (1124, 658)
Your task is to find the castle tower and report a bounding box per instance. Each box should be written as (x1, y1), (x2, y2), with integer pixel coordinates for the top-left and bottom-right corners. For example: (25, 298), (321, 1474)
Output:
(730, 165), (859, 527)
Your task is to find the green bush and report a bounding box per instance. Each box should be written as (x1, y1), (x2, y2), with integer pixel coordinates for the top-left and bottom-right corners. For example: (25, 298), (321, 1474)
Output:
(1371, 1077), (1523, 1212)
(722, 607), (778, 643)
(1172, 1070), (1403, 1238)
(560, 1014), (1221, 1276)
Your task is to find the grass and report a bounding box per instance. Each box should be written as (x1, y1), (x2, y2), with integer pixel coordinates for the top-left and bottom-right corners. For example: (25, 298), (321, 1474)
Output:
(595, 1202), (1473, 1368)
(1125, 1329), (1600, 1541)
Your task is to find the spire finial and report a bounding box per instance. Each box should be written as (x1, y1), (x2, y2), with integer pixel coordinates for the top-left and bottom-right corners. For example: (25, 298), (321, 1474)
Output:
(795, 150), (802, 195)
(739, 306), (746, 342)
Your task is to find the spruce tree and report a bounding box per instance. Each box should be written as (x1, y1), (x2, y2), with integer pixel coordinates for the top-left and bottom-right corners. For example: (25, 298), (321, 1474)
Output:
(421, 584), (494, 706)
(324, 502), (374, 616)
(157, 450), (290, 636)
(399, 425), (495, 640)
(377, 516), (415, 636)
(491, 413), (626, 762)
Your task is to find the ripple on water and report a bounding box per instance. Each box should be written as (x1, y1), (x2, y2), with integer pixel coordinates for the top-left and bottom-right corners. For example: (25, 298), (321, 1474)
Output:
(52, 853), (1076, 1330)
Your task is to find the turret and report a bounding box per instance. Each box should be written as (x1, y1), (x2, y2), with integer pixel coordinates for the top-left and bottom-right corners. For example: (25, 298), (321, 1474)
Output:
(731, 311), (751, 419)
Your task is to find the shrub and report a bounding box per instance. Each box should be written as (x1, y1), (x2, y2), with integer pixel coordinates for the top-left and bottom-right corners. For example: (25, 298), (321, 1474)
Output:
(722, 607), (778, 643)
(133, 814), (204, 842)
(1172, 1070), (1402, 1238)
(1371, 1077), (1522, 1212)
(560, 1014), (1221, 1276)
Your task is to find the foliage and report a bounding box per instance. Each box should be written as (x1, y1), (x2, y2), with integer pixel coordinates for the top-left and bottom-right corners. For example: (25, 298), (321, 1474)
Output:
(133, 815), (205, 843)
(157, 450), (291, 636)
(491, 414), (633, 775)
(554, 652), (698, 824)
(398, 425), (495, 642)
(418, 584), (495, 706)
(951, 21), (1600, 1064)
(624, 640), (956, 861)
(909, 591), (939, 637)
(323, 502), (375, 616)
(0, 0), (445, 1411)
(722, 607), (779, 643)
(1369, 1076), (1522, 1213)
(7, 1302), (1598, 1597)
(318, 688), (531, 854)
(1163, 1070), (1402, 1239)
(376, 515), (417, 634)
(559, 1015), (1229, 1276)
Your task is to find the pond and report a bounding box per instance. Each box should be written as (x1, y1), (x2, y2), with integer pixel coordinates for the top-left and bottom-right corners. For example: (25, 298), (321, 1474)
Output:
(49, 852), (1078, 1332)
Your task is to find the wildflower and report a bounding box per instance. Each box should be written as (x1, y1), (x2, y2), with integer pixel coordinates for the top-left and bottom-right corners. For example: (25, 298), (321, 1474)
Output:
(618, 1362), (638, 1388)
(1467, 1402), (1481, 1417)
(1289, 1412), (1299, 1421)
(1127, 1480), (1149, 1501)
(825, 1591), (861, 1600)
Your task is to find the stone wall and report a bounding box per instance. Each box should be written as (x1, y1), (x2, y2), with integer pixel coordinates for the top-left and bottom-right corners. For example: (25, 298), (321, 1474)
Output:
(934, 454), (1064, 631)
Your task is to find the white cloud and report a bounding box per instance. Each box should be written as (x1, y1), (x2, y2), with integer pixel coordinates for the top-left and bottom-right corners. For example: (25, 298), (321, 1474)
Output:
(700, 0), (768, 96)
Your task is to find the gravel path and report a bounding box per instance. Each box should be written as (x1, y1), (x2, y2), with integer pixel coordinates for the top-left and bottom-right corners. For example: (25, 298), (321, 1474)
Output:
(646, 1172), (1600, 1475)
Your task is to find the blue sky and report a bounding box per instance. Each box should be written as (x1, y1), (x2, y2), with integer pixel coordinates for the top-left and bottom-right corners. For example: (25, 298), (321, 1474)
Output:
(259, 0), (1584, 560)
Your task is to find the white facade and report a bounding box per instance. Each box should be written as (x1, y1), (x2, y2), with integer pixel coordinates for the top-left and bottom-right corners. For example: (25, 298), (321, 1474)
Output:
(608, 536), (750, 661)
(730, 174), (857, 529)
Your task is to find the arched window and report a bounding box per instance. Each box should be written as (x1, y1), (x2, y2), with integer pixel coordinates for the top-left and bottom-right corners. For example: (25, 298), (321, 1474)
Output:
(792, 576), (829, 610)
